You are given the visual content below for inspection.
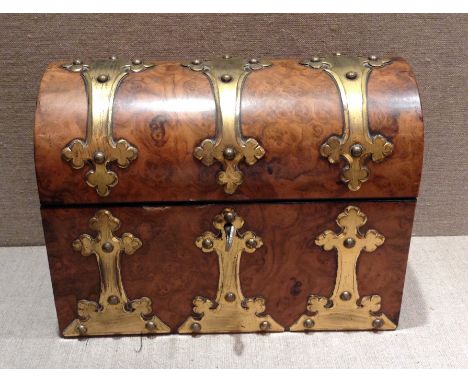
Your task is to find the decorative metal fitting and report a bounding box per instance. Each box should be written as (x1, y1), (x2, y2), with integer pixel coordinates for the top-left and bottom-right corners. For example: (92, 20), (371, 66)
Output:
(182, 56), (272, 194)
(178, 208), (284, 334)
(61, 57), (155, 196)
(300, 55), (394, 191)
(290, 206), (396, 331)
(62, 210), (170, 337)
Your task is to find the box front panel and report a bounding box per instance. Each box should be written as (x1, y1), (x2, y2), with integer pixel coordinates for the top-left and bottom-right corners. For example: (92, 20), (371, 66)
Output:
(42, 201), (415, 336)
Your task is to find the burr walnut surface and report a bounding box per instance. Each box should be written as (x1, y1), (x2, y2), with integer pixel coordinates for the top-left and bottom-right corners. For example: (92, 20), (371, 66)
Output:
(42, 201), (415, 334)
(35, 58), (423, 204)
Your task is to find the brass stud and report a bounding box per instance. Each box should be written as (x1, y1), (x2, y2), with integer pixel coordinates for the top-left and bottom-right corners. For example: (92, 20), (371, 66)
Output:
(192, 59), (201, 65)
(102, 242), (114, 253)
(346, 71), (358, 80)
(223, 146), (236, 160)
(190, 322), (202, 333)
(223, 54), (231, 59)
(343, 237), (356, 248)
(202, 238), (213, 250)
(335, 52), (342, 56)
(246, 238), (257, 249)
(311, 56), (320, 62)
(225, 292), (236, 302)
(107, 295), (119, 305)
(132, 59), (142, 65)
(109, 55), (117, 61)
(249, 58), (259, 64)
(76, 324), (87, 335)
(73, 59), (82, 65)
(93, 151), (106, 164)
(350, 144), (363, 158)
(97, 74), (109, 83)
(368, 55), (378, 61)
(259, 321), (271, 331)
(145, 321), (156, 331)
(372, 318), (384, 329)
(340, 291), (352, 301)
(303, 318), (315, 329)
(221, 74), (232, 83)
(224, 211), (235, 223)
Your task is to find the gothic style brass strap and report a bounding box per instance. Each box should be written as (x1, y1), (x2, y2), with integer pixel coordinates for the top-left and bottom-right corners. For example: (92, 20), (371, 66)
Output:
(182, 56), (271, 194)
(301, 54), (394, 191)
(290, 206), (396, 331)
(178, 208), (284, 334)
(61, 57), (154, 197)
(63, 210), (170, 337)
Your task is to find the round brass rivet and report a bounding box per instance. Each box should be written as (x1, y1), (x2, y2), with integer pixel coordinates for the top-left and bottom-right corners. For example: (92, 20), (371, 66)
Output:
(132, 59), (142, 65)
(368, 55), (378, 61)
(335, 52), (342, 56)
(340, 291), (352, 301)
(93, 151), (106, 164)
(246, 238), (257, 249)
(303, 318), (314, 329)
(224, 211), (235, 223)
(107, 295), (119, 305)
(223, 54), (231, 59)
(202, 238), (213, 250)
(259, 321), (271, 331)
(146, 321), (156, 331)
(191, 322), (201, 333)
(192, 59), (201, 65)
(346, 71), (358, 80)
(109, 55), (117, 60)
(311, 56), (320, 62)
(97, 74), (109, 83)
(77, 324), (87, 335)
(225, 292), (236, 302)
(344, 237), (356, 248)
(372, 318), (384, 329)
(350, 144), (363, 157)
(221, 74), (232, 83)
(249, 58), (259, 64)
(73, 59), (82, 65)
(223, 146), (236, 160)
(102, 242), (114, 253)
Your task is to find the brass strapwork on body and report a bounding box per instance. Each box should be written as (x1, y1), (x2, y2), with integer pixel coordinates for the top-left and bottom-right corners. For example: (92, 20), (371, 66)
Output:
(63, 210), (170, 337)
(182, 56), (271, 194)
(61, 57), (154, 197)
(290, 206), (396, 331)
(301, 55), (394, 191)
(178, 208), (284, 334)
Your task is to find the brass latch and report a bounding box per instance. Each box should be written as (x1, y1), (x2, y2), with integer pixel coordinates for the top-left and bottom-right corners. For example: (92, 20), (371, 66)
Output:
(301, 54), (394, 191)
(178, 208), (284, 334)
(182, 56), (271, 194)
(63, 210), (170, 336)
(61, 57), (154, 197)
(290, 206), (396, 331)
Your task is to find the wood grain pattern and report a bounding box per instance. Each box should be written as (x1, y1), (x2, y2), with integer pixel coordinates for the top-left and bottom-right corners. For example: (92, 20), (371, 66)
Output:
(42, 201), (415, 334)
(35, 58), (423, 204)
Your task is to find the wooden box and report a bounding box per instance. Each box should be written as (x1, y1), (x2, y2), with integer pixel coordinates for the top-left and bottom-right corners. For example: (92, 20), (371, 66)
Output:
(34, 55), (424, 336)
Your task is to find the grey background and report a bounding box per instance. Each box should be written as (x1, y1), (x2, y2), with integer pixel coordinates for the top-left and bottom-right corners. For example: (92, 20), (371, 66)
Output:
(0, 14), (466, 246)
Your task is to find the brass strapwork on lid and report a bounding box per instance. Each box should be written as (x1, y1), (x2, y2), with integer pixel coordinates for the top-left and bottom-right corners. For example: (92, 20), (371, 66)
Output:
(289, 206), (396, 331)
(61, 57), (154, 197)
(301, 55), (394, 191)
(178, 208), (284, 334)
(182, 56), (271, 194)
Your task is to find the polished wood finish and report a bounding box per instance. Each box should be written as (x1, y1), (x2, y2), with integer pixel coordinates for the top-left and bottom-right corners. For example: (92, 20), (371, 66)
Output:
(35, 58), (423, 204)
(42, 201), (415, 334)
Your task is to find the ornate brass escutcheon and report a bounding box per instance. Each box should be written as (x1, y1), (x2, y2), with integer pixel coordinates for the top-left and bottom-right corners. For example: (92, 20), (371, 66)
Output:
(301, 54), (394, 191)
(61, 57), (154, 197)
(178, 208), (284, 334)
(290, 206), (396, 331)
(63, 210), (170, 337)
(182, 56), (271, 194)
